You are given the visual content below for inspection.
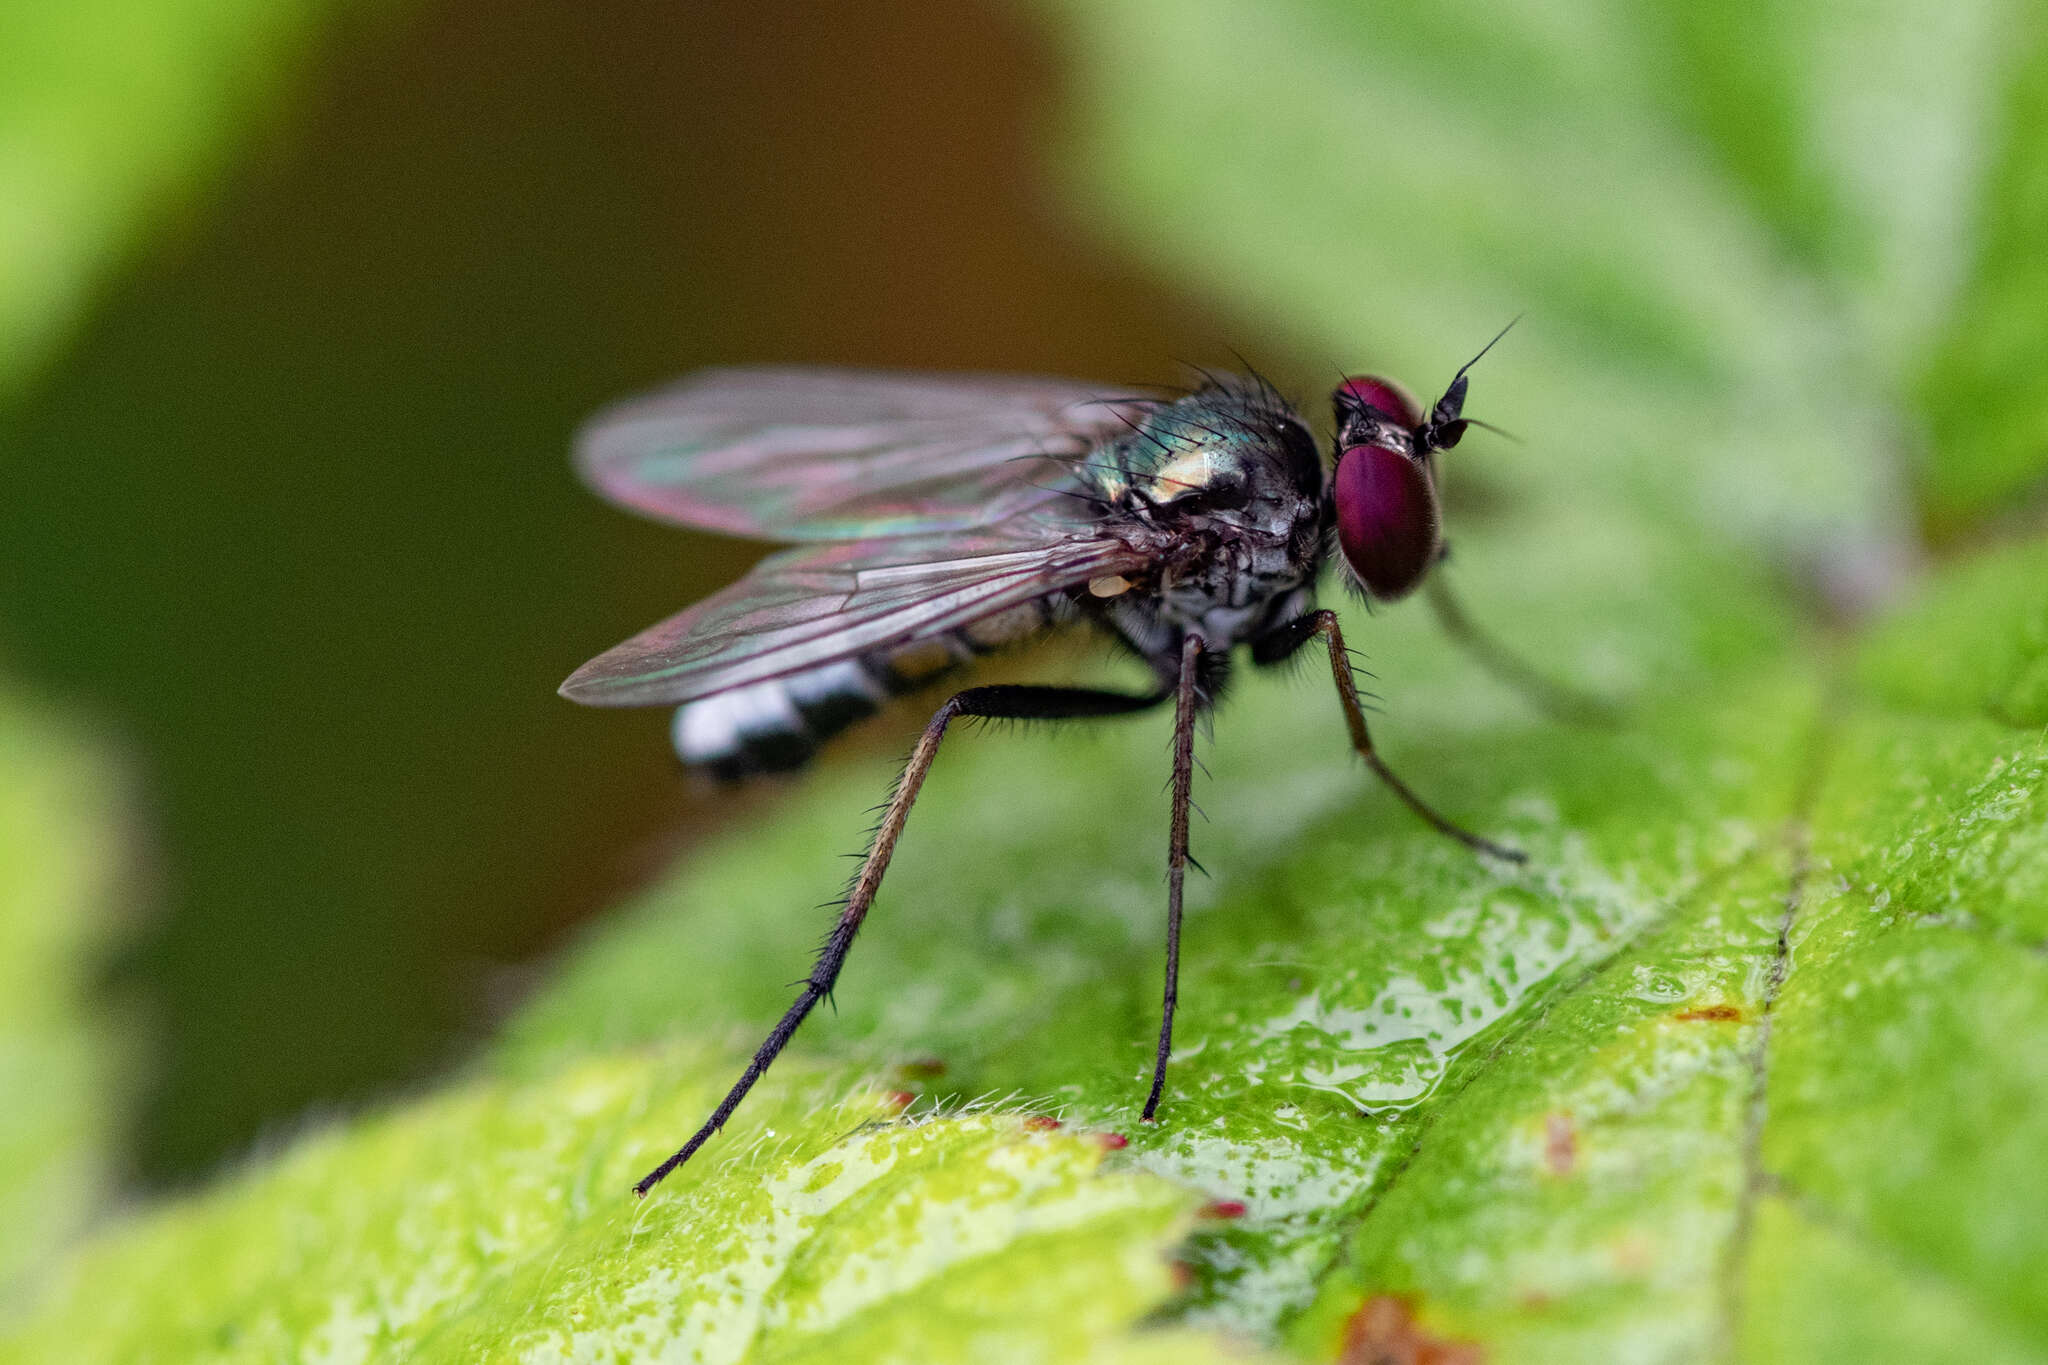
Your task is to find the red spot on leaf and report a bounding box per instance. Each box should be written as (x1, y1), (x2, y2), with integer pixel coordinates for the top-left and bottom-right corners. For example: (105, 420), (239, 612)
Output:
(1675, 1004), (1743, 1022)
(883, 1090), (916, 1112)
(1023, 1115), (1062, 1131)
(1544, 1112), (1577, 1177)
(1202, 1199), (1248, 1219)
(1339, 1294), (1484, 1365)
(1096, 1132), (1130, 1150)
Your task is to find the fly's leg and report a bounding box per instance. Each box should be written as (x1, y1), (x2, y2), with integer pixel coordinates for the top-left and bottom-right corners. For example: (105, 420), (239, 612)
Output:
(634, 682), (1166, 1197)
(1142, 634), (1203, 1121)
(1426, 564), (1620, 727)
(1260, 609), (1525, 863)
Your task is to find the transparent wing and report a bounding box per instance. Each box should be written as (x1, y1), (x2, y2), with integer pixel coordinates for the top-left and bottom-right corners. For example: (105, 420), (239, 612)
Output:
(559, 522), (1148, 707)
(575, 367), (1149, 540)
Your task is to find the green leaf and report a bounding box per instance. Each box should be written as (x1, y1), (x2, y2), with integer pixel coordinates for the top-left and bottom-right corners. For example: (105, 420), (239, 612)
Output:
(9, 0), (2048, 1359)
(1914, 16), (2048, 534)
(1, 1050), (1237, 1363)
(0, 0), (370, 1304)
(1857, 536), (2048, 729)
(0, 691), (126, 1301)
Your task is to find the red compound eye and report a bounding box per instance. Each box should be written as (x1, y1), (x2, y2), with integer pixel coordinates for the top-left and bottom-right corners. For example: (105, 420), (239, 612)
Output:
(1333, 442), (1440, 601)
(1334, 374), (1422, 445)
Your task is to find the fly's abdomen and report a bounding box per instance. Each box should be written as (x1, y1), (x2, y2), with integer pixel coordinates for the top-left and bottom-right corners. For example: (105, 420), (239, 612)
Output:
(672, 597), (1060, 779)
(672, 659), (882, 780)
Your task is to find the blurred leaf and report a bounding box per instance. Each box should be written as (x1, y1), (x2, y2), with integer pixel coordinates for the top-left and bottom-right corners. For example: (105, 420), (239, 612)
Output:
(1915, 14), (2048, 534)
(1040, 0), (2048, 551)
(0, 0), (369, 1291)
(0, 0), (342, 402)
(1857, 535), (2048, 727)
(0, 691), (125, 1301)
(8, 0), (2048, 1359)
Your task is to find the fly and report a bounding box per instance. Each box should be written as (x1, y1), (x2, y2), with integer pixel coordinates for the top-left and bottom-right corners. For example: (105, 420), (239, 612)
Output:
(562, 331), (1554, 1196)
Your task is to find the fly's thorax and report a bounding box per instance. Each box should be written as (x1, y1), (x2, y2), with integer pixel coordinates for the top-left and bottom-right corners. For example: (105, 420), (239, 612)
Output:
(1092, 381), (1323, 525)
(1080, 382), (1330, 667)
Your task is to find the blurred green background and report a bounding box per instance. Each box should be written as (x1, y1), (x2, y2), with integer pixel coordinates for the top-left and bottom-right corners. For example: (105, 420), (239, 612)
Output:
(0, 1), (1222, 1186)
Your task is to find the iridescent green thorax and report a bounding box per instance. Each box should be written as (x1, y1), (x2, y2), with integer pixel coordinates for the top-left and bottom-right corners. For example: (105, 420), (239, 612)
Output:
(1074, 378), (1326, 679)
(1088, 383), (1316, 509)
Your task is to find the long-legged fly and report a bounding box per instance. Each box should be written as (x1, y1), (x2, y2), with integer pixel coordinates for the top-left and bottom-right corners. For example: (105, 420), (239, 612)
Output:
(563, 333), (1555, 1196)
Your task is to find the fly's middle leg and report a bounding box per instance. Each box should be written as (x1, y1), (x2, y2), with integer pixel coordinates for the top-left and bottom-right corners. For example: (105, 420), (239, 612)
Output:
(1142, 633), (1204, 1121)
(1424, 559), (1620, 727)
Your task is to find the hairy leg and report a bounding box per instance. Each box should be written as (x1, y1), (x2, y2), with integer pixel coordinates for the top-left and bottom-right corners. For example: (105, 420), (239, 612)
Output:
(1258, 609), (1524, 863)
(1142, 634), (1204, 1120)
(634, 682), (1165, 1196)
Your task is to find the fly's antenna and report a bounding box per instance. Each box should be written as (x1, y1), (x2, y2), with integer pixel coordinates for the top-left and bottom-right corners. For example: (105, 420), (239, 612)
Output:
(1420, 314), (1522, 454)
(1447, 315), (1521, 395)
(1459, 418), (1522, 444)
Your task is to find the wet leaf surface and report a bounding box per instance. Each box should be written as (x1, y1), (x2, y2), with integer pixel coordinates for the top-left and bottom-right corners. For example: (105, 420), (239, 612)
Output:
(0, 1053), (1246, 1363)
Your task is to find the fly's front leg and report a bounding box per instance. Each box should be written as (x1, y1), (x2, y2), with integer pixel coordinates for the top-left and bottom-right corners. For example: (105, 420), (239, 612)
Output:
(1426, 568), (1620, 727)
(634, 681), (1165, 1196)
(1260, 609), (1524, 863)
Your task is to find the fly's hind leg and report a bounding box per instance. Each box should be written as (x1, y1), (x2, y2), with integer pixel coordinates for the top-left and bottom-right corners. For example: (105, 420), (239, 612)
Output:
(1257, 609), (1525, 863)
(634, 681), (1166, 1196)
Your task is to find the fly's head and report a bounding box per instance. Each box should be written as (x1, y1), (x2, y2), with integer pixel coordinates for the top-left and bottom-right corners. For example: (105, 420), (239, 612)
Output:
(1327, 406), (1441, 602)
(1327, 323), (1514, 602)
(1332, 375), (1423, 451)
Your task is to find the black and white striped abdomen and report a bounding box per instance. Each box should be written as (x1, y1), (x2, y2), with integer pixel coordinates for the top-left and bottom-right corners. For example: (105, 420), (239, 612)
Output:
(672, 597), (1063, 780)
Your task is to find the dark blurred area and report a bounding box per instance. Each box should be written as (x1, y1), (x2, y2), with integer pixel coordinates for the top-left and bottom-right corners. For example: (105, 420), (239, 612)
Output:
(0, 0), (1216, 1185)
